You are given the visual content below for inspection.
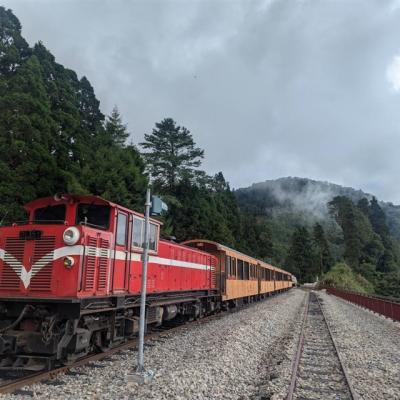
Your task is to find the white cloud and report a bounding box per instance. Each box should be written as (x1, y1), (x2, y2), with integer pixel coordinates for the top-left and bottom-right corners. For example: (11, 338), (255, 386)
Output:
(386, 55), (400, 91)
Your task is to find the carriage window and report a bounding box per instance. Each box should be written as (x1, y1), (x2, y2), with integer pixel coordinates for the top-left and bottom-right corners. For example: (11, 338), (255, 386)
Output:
(116, 213), (127, 246)
(149, 223), (158, 251)
(132, 217), (144, 248)
(237, 259), (244, 280)
(76, 204), (110, 229)
(226, 256), (231, 276)
(232, 258), (236, 277)
(243, 262), (249, 280)
(34, 205), (66, 224)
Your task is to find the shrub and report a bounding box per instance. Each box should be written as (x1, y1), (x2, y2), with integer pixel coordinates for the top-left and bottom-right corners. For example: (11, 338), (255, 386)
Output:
(321, 262), (374, 294)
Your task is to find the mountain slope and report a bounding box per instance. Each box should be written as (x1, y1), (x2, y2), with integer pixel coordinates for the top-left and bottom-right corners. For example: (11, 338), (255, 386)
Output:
(236, 177), (400, 240)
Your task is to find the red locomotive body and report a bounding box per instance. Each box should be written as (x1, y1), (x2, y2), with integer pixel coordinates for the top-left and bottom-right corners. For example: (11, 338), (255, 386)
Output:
(0, 195), (216, 299)
(0, 195), (217, 368)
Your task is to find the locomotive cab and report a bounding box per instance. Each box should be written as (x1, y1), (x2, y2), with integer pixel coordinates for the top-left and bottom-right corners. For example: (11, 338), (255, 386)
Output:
(0, 194), (162, 298)
(0, 194), (164, 368)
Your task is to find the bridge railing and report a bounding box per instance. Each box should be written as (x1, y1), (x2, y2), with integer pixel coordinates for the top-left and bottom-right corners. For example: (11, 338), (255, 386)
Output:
(324, 287), (400, 322)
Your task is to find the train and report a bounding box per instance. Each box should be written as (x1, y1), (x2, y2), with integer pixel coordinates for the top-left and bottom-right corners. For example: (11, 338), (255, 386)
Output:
(0, 194), (295, 370)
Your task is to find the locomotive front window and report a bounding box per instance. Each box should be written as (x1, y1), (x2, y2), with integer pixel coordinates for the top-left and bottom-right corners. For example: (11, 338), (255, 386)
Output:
(132, 217), (144, 248)
(116, 213), (127, 246)
(149, 223), (158, 251)
(76, 204), (110, 229)
(132, 218), (158, 251)
(34, 205), (66, 224)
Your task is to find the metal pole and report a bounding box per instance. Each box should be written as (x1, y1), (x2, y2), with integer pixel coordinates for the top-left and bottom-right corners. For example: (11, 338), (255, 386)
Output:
(137, 187), (151, 372)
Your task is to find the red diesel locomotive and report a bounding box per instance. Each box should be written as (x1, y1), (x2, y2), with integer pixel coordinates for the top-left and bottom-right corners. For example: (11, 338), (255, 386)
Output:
(0, 194), (293, 369)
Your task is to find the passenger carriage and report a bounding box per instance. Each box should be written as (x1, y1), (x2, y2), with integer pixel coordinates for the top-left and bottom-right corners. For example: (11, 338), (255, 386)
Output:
(182, 240), (294, 306)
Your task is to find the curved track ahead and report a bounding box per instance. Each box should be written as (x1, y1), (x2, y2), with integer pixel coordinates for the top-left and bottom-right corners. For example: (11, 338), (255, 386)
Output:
(287, 291), (358, 400)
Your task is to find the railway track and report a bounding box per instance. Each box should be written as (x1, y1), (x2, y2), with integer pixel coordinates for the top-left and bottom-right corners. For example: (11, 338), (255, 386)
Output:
(0, 318), (201, 395)
(0, 293), (278, 395)
(287, 291), (358, 400)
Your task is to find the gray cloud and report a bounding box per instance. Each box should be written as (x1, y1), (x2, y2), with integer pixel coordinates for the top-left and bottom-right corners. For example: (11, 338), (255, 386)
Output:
(5, 0), (400, 202)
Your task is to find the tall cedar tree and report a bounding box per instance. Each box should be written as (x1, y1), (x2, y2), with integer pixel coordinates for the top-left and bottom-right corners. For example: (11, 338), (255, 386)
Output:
(285, 226), (316, 283)
(329, 196), (366, 268)
(140, 118), (204, 192)
(105, 106), (130, 146)
(313, 223), (333, 275)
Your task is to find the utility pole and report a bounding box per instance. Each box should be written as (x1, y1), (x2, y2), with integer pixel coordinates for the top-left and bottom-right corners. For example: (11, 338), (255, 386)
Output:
(137, 187), (151, 373)
(127, 188), (167, 385)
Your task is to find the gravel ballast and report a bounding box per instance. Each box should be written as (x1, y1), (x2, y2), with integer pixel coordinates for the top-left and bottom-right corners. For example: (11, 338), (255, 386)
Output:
(319, 291), (400, 400)
(2, 289), (306, 400)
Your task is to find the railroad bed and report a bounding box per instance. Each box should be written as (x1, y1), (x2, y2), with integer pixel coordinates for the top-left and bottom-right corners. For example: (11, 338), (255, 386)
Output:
(287, 292), (355, 400)
(0, 290), (306, 400)
(2, 289), (399, 400)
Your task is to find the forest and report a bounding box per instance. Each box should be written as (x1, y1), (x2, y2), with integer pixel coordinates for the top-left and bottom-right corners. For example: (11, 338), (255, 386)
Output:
(1, 7), (399, 297)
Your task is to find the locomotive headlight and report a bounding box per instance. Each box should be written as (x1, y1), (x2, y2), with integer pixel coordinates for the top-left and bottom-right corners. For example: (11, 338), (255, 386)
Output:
(63, 227), (80, 245)
(63, 256), (75, 268)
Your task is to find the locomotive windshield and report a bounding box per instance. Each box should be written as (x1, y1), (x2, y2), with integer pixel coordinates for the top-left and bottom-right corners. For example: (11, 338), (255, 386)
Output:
(76, 203), (110, 229)
(34, 205), (66, 224)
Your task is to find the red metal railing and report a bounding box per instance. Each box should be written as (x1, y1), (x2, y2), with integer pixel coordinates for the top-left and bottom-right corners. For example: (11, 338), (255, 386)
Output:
(326, 287), (400, 322)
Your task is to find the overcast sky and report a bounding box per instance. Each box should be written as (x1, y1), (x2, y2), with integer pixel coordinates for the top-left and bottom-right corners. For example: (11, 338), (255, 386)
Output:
(5, 0), (400, 203)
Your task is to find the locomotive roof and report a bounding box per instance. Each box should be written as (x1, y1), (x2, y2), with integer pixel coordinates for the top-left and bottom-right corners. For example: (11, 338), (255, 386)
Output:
(24, 194), (162, 225)
(182, 239), (293, 276)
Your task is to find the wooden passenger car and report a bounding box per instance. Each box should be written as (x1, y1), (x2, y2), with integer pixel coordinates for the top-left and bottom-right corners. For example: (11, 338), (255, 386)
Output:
(181, 240), (293, 305)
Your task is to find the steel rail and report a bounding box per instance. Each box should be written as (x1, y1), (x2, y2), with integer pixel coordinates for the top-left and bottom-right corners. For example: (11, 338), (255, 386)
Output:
(0, 336), (140, 395)
(316, 294), (359, 400)
(287, 291), (358, 400)
(0, 311), (227, 395)
(0, 316), (216, 395)
(286, 291), (310, 400)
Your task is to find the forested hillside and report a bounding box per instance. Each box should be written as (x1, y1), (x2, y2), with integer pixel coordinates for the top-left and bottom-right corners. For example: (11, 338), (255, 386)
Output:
(236, 177), (400, 296)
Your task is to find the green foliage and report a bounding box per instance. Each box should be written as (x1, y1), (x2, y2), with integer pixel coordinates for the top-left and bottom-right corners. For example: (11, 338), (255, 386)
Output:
(313, 222), (333, 274)
(140, 118), (204, 192)
(329, 196), (373, 268)
(165, 173), (240, 247)
(285, 226), (317, 283)
(375, 271), (400, 298)
(321, 262), (374, 294)
(0, 7), (147, 221)
(105, 106), (130, 146)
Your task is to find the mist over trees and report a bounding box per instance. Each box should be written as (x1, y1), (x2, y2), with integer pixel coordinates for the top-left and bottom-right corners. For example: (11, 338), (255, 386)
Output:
(0, 7), (399, 297)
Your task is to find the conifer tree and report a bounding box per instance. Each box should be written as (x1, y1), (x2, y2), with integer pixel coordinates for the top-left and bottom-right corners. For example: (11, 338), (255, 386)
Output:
(104, 106), (130, 146)
(285, 226), (316, 283)
(313, 223), (333, 275)
(368, 197), (391, 246)
(140, 118), (204, 192)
